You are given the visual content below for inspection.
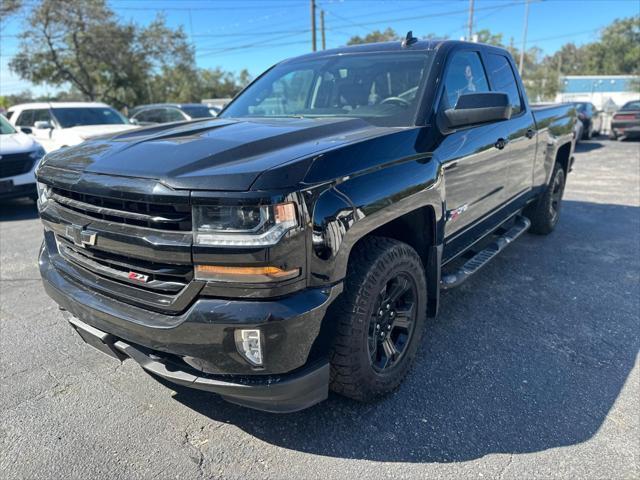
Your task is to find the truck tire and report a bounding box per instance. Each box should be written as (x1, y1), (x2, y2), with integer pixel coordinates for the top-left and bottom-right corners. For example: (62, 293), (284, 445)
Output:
(329, 237), (427, 402)
(525, 163), (566, 235)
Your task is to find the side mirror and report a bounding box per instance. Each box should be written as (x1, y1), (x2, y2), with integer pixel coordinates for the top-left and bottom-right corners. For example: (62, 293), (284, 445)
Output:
(129, 118), (139, 125)
(444, 93), (512, 129)
(34, 120), (53, 130)
(20, 127), (33, 134)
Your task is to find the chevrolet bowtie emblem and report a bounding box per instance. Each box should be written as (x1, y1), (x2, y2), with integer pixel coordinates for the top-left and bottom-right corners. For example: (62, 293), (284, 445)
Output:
(66, 224), (97, 247)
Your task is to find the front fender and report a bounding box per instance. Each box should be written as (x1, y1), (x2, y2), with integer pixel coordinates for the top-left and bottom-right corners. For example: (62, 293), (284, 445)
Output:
(307, 156), (445, 285)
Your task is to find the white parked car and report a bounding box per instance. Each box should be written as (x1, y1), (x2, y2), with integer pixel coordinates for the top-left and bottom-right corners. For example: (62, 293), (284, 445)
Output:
(0, 114), (45, 201)
(6, 102), (138, 152)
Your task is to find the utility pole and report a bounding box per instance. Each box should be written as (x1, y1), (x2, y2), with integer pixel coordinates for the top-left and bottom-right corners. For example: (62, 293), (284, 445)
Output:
(311, 0), (317, 52)
(519, 0), (530, 75)
(320, 9), (326, 50)
(467, 0), (474, 41)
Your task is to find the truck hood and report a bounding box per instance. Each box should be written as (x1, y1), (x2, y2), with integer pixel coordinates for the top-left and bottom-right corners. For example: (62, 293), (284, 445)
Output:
(40, 117), (392, 191)
(65, 124), (139, 140)
(0, 132), (40, 154)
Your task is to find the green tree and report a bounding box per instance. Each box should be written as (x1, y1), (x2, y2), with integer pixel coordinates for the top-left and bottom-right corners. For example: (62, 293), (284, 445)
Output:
(475, 29), (504, 47)
(9, 0), (198, 108)
(347, 28), (399, 45)
(199, 68), (251, 99)
(592, 16), (639, 74)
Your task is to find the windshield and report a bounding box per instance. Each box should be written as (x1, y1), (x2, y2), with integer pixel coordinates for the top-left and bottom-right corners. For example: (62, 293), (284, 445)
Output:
(575, 103), (587, 111)
(222, 52), (434, 126)
(621, 101), (640, 110)
(182, 105), (215, 119)
(52, 107), (128, 128)
(0, 115), (16, 134)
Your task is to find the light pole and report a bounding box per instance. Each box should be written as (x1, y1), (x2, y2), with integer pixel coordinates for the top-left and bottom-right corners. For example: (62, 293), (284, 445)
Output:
(519, 0), (530, 75)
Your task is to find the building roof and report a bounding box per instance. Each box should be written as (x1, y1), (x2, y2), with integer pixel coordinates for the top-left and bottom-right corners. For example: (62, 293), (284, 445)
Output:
(561, 76), (639, 94)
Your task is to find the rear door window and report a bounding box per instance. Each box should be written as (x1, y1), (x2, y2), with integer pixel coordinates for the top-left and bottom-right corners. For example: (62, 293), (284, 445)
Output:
(442, 51), (490, 109)
(485, 54), (523, 115)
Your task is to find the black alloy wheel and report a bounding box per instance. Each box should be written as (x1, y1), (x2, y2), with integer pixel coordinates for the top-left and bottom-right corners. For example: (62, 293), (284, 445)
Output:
(368, 273), (418, 372)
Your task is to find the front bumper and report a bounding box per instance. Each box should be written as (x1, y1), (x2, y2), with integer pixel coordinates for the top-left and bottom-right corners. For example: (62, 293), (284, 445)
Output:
(66, 315), (330, 413)
(39, 243), (342, 412)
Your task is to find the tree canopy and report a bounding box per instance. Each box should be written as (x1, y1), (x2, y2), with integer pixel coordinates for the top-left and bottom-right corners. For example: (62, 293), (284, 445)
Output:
(344, 16), (639, 101)
(8, 0), (250, 108)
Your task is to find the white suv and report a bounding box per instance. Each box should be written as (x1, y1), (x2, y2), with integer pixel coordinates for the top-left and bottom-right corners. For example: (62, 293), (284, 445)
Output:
(0, 114), (45, 201)
(7, 102), (138, 152)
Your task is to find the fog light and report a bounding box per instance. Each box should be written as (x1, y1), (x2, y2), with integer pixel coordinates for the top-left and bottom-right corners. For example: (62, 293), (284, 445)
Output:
(234, 329), (263, 366)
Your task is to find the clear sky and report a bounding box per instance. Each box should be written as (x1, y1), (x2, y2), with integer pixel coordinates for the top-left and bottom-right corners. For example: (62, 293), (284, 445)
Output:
(1, 0), (638, 97)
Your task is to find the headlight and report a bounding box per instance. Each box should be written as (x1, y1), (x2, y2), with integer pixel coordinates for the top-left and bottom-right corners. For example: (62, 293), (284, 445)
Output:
(36, 181), (50, 205)
(193, 202), (298, 247)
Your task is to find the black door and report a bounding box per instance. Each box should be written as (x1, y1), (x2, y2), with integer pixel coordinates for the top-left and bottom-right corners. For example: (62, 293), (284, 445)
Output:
(437, 50), (512, 246)
(483, 52), (537, 205)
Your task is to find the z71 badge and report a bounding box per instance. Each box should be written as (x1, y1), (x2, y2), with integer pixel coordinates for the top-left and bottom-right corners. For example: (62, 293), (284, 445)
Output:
(127, 271), (149, 283)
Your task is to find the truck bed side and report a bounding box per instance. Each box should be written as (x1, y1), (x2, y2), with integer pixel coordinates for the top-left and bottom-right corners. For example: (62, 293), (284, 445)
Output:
(531, 103), (576, 188)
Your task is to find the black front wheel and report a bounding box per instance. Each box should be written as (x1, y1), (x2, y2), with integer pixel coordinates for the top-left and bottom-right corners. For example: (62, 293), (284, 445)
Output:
(329, 237), (427, 401)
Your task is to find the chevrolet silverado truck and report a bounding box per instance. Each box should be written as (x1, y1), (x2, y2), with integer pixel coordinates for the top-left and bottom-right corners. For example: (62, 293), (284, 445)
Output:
(36, 38), (576, 413)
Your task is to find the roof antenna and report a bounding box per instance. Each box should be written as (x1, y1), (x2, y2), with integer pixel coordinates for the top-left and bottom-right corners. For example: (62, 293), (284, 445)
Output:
(402, 31), (418, 47)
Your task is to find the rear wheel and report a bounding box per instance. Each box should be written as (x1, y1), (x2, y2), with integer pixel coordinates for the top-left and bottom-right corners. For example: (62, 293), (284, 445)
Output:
(329, 237), (427, 402)
(525, 163), (566, 235)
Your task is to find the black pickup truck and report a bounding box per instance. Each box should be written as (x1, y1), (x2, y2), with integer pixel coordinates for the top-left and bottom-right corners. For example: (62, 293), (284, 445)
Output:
(36, 38), (576, 412)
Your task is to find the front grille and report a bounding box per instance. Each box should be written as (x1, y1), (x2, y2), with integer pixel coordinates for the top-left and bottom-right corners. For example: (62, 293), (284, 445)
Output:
(50, 187), (192, 231)
(56, 235), (192, 294)
(0, 152), (35, 178)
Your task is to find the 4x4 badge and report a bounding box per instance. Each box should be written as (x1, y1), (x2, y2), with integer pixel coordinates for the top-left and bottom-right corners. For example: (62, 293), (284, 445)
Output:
(66, 224), (97, 247)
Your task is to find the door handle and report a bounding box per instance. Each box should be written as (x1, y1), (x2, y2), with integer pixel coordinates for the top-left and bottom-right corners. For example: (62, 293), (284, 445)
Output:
(526, 128), (536, 139)
(494, 138), (508, 150)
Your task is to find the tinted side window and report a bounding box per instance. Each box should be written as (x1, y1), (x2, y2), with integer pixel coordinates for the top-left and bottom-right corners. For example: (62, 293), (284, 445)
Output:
(141, 109), (164, 124)
(442, 51), (490, 109)
(485, 54), (522, 114)
(133, 110), (151, 123)
(16, 110), (34, 126)
(33, 109), (52, 124)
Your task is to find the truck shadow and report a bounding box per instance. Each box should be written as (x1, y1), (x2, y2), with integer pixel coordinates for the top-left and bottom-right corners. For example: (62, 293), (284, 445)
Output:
(170, 200), (639, 463)
(574, 140), (604, 153)
(0, 198), (39, 221)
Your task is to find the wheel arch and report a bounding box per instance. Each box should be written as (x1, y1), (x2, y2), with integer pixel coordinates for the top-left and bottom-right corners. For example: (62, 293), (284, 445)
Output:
(555, 141), (572, 174)
(351, 205), (442, 318)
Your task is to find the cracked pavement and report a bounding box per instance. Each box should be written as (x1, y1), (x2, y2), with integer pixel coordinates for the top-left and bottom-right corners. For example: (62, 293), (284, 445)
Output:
(1, 137), (639, 479)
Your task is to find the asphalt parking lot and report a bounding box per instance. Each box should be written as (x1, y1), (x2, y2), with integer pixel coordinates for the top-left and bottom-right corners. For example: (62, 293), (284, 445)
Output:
(1, 138), (638, 479)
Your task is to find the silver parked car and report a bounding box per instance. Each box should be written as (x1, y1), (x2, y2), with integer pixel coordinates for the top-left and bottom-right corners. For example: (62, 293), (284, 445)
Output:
(129, 103), (216, 126)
